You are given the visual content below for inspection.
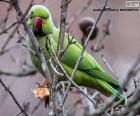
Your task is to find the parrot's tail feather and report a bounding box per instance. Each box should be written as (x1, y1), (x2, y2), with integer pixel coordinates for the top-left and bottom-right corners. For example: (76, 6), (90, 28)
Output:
(97, 80), (125, 100)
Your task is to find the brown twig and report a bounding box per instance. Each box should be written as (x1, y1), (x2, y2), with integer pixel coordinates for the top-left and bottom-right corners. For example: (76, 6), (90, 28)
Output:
(123, 54), (140, 89)
(0, 25), (19, 54)
(101, 54), (118, 80)
(30, 100), (43, 115)
(112, 85), (140, 116)
(0, 68), (36, 77)
(93, 19), (111, 52)
(0, 45), (19, 56)
(134, 78), (137, 88)
(57, 0), (71, 51)
(0, 0), (10, 4)
(0, 21), (18, 35)
(0, 4), (12, 29)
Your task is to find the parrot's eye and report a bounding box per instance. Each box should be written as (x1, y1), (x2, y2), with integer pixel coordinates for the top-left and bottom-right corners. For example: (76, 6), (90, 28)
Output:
(41, 15), (49, 20)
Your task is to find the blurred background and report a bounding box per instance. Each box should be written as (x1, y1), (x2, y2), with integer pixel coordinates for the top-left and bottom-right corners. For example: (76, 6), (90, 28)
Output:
(0, 0), (140, 115)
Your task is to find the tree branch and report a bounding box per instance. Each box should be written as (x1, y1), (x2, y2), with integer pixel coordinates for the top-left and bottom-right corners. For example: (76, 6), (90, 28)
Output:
(0, 77), (29, 116)
(0, 68), (36, 77)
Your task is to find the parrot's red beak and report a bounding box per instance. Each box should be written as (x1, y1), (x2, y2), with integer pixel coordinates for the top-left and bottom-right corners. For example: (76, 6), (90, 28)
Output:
(33, 17), (42, 32)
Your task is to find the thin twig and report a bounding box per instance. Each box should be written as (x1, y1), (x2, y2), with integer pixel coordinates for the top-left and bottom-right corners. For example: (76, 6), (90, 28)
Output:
(0, 21), (18, 35)
(101, 54), (118, 80)
(0, 25), (19, 53)
(0, 77), (29, 116)
(112, 85), (140, 116)
(49, 58), (63, 77)
(0, 0), (10, 4)
(0, 68), (36, 77)
(134, 78), (137, 88)
(0, 45), (19, 56)
(57, 0), (71, 51)
(123, 54), (140, 89)
(93, 19), (111, 52)
(30, 100), (43, 114)
(0, 3), (12, 30)
(61, 33), (76, 57)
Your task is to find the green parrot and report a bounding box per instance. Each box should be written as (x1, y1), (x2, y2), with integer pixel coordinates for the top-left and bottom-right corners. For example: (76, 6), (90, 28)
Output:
(27, 5), (125, 100)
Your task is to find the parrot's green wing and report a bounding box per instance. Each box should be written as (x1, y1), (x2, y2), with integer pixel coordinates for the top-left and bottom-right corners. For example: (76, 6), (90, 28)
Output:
(60, 33), (121, 88)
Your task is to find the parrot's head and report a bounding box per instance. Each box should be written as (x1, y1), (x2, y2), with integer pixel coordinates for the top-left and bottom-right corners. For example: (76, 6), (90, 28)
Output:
(27, 5), (54, 36)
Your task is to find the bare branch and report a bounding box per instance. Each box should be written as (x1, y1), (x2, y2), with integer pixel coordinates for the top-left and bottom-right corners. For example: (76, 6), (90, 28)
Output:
(0, 25), (19, 54)
(101, 54), (118, 79)
(93, 19), (111, 52)
(123, 54), (140, 89)
(0, 68), (36, 77)
(0, 77), (29, 116)
(57, 0), (71, 51)
(0, 45), (19, 56)
(30, 100), (43, 114)
(0, 21), (18, 35)
(0, 0), (10, 4)
(113, 85), (140, 116)
(0, 3), (12, 30)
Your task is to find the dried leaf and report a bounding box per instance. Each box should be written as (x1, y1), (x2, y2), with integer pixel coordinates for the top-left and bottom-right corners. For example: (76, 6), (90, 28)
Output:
(41, 79), (48, 86)
(31, 80), (50, 99)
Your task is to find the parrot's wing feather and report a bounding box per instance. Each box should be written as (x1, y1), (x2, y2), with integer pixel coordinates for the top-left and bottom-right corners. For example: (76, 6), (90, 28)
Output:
(61, 34), (120, 88)
(78, 54), (119, 86)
